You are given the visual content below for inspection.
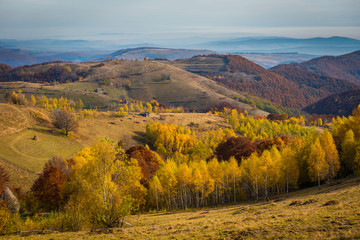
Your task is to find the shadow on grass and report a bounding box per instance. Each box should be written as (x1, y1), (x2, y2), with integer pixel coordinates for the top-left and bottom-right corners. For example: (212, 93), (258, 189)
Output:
(28, 126), (63, 136)
(132, 131), (146, 145)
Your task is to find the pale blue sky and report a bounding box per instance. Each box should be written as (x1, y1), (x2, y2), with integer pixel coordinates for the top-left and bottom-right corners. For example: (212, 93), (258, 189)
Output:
(0, 0), (359, 40)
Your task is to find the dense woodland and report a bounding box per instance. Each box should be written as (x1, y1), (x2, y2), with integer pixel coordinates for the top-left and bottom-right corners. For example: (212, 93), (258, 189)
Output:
(304, 89), (360, 117)
(1, 90), (360, 234)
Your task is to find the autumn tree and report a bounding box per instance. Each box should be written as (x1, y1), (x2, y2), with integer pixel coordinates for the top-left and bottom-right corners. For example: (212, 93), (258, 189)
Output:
(30, 157), (69, 211)
(52, 109), (78, 136)
(125, 145), (160, 187)
(148, 176), (163, 211)
(354, 146), (360, 176)
(341, 130), (357, 174)
(280, 146), (299, 195)
(66, 139), (146, 228)
(319, 130), (340, 179)
(308, 138), (327, 189)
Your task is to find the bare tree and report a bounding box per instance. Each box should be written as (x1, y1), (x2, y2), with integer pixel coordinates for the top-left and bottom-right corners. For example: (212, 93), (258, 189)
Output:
(52, 110), (78, 136)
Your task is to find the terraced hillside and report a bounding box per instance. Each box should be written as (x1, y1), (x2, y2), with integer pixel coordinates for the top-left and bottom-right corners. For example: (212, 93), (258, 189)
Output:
(170, 55), (308, 108)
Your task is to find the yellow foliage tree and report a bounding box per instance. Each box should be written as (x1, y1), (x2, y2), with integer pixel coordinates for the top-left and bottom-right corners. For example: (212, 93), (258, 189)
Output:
(308, 138), (327, 189)
(319, 130), (340, 179)
(66, 139), (145, 228)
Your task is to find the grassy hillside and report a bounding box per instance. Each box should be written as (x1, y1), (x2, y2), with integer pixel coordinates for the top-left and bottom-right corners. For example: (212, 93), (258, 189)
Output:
(0, 103), (38, 136)
(0, 60), (266, 115)
(4, 177), (359, 239)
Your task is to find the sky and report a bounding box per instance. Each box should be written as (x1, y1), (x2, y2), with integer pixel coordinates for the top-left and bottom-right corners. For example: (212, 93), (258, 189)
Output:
(0, 0), (360, 41)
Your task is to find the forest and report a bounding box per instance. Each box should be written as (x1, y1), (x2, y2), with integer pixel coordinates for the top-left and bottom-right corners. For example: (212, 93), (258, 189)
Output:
(0, 92), (360, 234)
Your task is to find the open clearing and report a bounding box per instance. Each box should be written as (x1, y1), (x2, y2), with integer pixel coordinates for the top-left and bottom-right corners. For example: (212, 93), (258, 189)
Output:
(3, 177), (360, 239)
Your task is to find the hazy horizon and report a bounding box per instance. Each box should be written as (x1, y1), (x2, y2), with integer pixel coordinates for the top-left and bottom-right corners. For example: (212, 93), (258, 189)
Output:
(1, 0), (359, 42)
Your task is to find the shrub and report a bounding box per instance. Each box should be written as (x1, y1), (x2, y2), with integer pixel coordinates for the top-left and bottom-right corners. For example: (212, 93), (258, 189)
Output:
(0, 203), (21, 235)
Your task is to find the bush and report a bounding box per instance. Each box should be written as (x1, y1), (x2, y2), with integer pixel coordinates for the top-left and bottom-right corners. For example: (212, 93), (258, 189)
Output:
(0, 203), (21, 235)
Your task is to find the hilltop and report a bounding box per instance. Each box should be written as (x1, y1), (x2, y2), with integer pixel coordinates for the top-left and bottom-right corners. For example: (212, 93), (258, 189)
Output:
(0, 60), (266, 115)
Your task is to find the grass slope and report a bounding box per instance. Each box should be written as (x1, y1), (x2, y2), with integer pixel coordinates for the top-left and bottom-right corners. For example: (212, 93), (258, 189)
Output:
(0, 126), (83, 173)
(4, 177), (360, 239)
(0, 60), (266, 115)
(0, 103), (37, 136)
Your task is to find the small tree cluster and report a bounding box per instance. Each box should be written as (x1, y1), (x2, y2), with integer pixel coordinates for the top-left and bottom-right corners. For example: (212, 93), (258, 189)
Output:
(51, 109), (78, 136)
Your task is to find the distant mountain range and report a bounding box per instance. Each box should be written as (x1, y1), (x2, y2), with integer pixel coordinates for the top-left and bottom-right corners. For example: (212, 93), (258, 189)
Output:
(204, 36), (360, 55)
(109, 47), (216, 61)
(1, 36), (359, 67)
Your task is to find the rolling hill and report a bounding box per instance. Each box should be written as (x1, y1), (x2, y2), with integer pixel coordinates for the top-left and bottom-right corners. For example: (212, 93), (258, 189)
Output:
(270, 64), (358, 103)
(303, 89), (360, 116)
(0, 50), (56, 67)
(170, 54), (313, 109)
(289, 50), (360, 85)
(0, 60), (266, 115)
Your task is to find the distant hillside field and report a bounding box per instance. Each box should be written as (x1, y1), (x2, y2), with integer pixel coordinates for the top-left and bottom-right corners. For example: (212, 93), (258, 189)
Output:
(0, 60), (266, 115)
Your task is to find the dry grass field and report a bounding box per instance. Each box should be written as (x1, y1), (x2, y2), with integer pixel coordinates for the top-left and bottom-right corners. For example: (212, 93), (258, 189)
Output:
(3, 177), (359, 239)
(76, 112), (231, 146)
